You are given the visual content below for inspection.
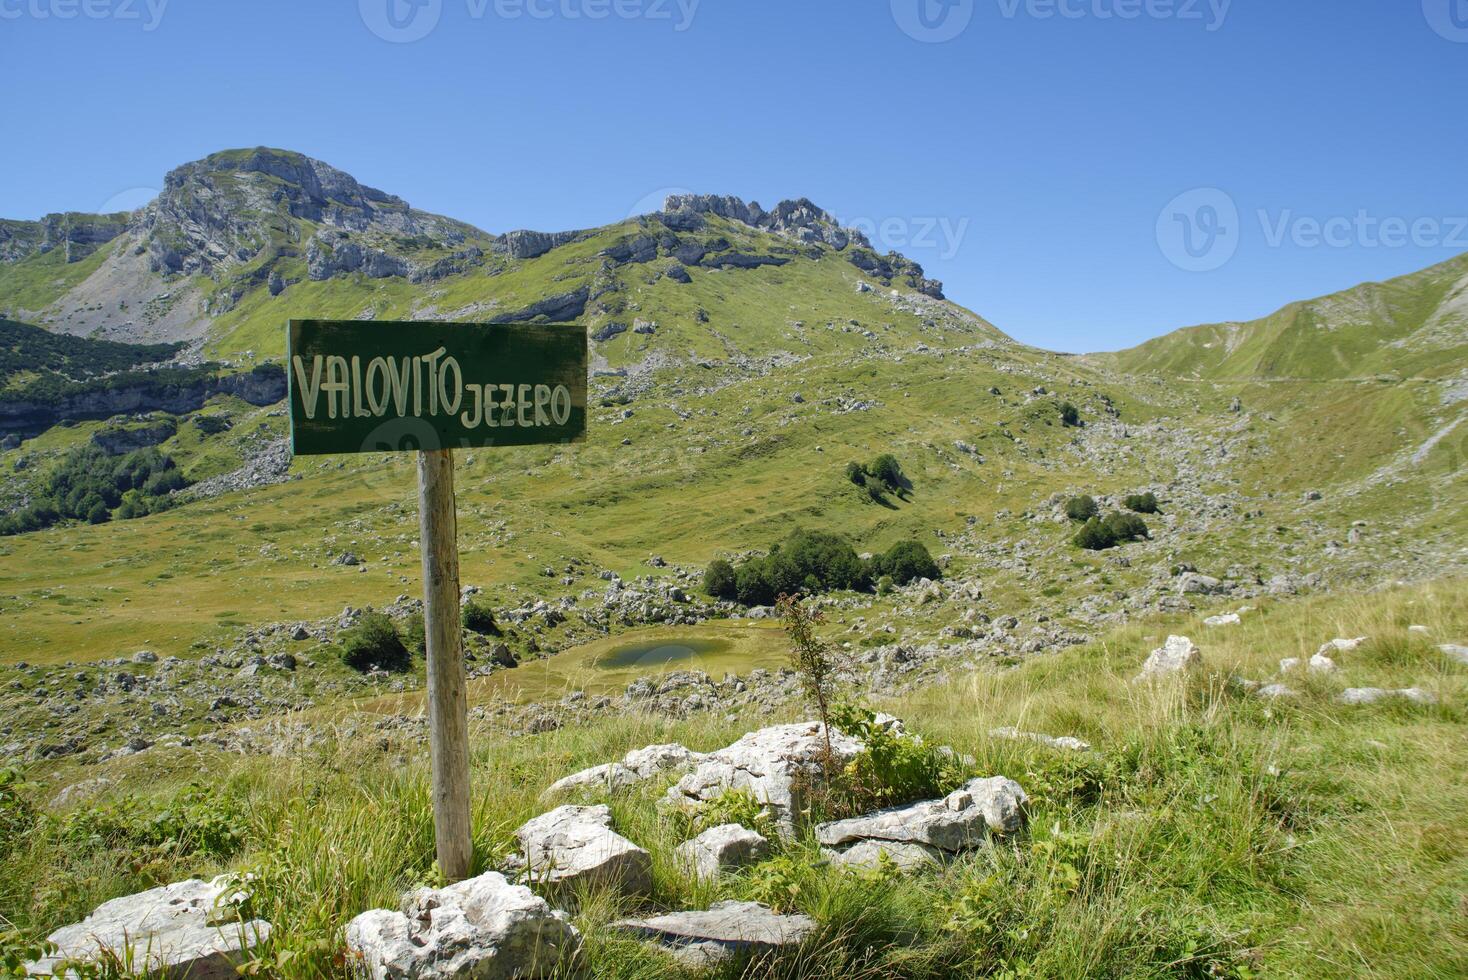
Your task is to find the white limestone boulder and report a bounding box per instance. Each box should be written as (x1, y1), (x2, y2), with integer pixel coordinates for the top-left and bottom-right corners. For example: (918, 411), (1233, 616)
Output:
(1135, 635), (1202, 682)
(513, 804), (651, 896)
(26, 876), (268, 980)
(664, 721), (864, 835)
(542, 743), (705, 799)
(609, 901), (816, 970)
(345, 871), (581, 979)
(675, 824), (770, 881)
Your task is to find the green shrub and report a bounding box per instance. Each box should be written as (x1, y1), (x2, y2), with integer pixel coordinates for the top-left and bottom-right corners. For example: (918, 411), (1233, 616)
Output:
(732, 529), (872, 605)
(339, 611), (411, 672)
(0, 768), (36, 857)
(844, 461), (866, 485)
(193, 414), (231, 436)
(1064, 495), (1098, 521)
(702, 559), (737, 600)
(832, 704), (967, 813)
(862, 474), (887, 503)
(0, 445), (189, 536)
(402, 611), (426, 656)
(460, 599), (499, 635)
(1102, 511), (1149, 542)
(735, 561), (775, 606)
(1059, 401), (1080, 427)
(869, 453), (904, 490)
(1124, 491), (1159, 514)
(57, 783), (245, 859)
(871, 540), (941, 585)
(876, 574), (895, 595)
(1073, 517), (1115, 551)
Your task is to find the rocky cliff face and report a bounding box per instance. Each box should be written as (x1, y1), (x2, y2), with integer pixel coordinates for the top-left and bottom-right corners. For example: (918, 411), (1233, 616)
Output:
(0, 212), (130, 264)
(0, 365), (286, 437)
(661, 193), (869, 251)
(140, 147), (487, 276)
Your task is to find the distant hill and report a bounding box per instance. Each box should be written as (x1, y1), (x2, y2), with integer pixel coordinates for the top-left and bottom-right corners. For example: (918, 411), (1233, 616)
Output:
(1096, 253), (1468, 381)
(0, 148), (987, 366)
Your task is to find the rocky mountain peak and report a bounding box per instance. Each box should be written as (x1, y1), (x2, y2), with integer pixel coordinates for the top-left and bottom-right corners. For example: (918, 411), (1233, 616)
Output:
(660, 193), (870, 251)
(141, 147), (478, 277)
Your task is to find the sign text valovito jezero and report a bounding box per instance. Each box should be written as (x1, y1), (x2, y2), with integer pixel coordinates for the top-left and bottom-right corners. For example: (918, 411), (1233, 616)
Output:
(287, 319), (587, 455)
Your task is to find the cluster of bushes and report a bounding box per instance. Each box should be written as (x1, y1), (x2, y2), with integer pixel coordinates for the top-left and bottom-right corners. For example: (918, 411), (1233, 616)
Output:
(703, 529), (940, 605)
(0, 445), (189, 535)
(339, 599), (504, 673)
(845, 453), (906, 502)
(1074, 512), (1150, 551)
(1059, 401), (1081, 427)
(1124, 491), (1159, 514)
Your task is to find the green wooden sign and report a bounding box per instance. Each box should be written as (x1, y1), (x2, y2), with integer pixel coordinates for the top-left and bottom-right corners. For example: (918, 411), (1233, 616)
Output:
(287, 319), (587, 456)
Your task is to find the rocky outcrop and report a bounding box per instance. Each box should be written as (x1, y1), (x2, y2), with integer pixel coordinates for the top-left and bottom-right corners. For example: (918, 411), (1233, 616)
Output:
(345, 871), (582, 980)
(26, 876), (270, 979)
(510, 804), (652, 896)
(675, 824), (770, 881)
(815, 776), (1027, 869)
(664, 721), (865, 835)
(609, 901), (816, 970)
(846, 247), (945, 298)
(0, 364), (286, 437)
(488, 286), (591, 325)
(142, 148), (483, 276)
(306, 232), (411, 280)
(1337, 687), (1438, 706)
(0, 212), (130, 264)
(660, 194), (869, 251)
(91, 418), (178, 455)
(1135, 635), (1201, 681)
(543, 743), (704, 799)
(495, 229), (586, 260)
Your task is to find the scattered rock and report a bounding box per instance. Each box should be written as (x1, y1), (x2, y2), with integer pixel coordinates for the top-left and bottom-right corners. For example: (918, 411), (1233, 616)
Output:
(665, 721), (864, 835)
(1338, 687), (1438, 706)
(675, 824), (770, 881)
(512, 804), (651, 896)
(1256, 684), (1297, 700)
(989, 727), (1090, 752)
(27, 876), (269, 980)
(1135, 635), (1202, 681)
(1177, 573), (1226, 596)
(1203, 613), (1241, 627)
(345, 871), (581, 980)
(815, 775), (1028, 863)
(609, 901), (816, 970)
(1320, 636), (1368, 654)
(543, 743), (704, 799)
(1440, 643), (1468, 665)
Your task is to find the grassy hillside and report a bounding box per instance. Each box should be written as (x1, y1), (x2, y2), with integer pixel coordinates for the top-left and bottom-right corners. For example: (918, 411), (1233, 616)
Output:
(3, 580), (1463, 978)
(1098, 253), (1468, 381)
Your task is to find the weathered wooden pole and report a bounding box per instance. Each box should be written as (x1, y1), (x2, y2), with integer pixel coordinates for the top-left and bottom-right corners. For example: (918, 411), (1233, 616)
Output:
(417, 447), (472, 882)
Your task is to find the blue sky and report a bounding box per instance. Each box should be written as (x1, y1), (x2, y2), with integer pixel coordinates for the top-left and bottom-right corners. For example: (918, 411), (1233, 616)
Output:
(3, 0), (1466, 352)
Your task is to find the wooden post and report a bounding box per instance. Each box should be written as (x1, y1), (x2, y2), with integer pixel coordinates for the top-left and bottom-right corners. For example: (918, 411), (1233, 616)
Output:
(417, 448), (472, 882)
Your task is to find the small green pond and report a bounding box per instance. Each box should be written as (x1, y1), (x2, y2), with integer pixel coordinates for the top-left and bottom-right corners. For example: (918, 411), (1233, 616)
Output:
(594, 637), (732, 670)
